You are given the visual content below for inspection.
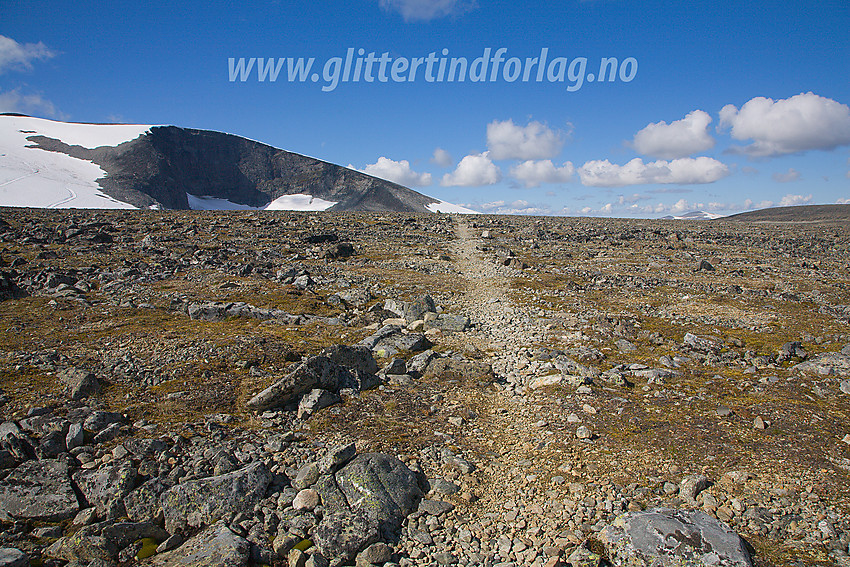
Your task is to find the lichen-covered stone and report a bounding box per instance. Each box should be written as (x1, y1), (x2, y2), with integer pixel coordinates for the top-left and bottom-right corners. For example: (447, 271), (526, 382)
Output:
(596, 508), (754, 566)
(335, 453), (422, 537)
(144, 522), (250, 567)
(0, 460), (79, 521)
(161, 461), (271, 532)
(73, 461), (137, 516)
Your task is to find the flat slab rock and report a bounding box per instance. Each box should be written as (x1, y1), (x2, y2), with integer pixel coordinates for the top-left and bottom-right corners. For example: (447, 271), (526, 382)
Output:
(0, 460), (80, 522)
(596, 508), (753, 566)
(144, 522), (250, 567)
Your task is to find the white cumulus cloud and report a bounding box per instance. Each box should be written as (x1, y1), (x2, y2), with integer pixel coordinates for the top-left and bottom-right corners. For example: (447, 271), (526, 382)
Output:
(0, 35), (55, 74)
(378, 0), (476, 21)
(431, 147), (453, 167)
(0, 89), (60, 117)
(441, 152), (502, 186)
(509, 160), (575, 188)
(359, 157), (432, 187)
(632, 110), (715, 159)
(578, 157), (730, 187)
(486, 119), (567, 160)
(771, 168), (801, 183)
(719, 92), (850, 157)
(779, 194), (813, 207)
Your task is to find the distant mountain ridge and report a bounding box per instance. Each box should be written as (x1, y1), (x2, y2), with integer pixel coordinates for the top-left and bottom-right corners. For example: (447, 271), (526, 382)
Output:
(0, 114), (474, 213)
(724, 204), (850, 223)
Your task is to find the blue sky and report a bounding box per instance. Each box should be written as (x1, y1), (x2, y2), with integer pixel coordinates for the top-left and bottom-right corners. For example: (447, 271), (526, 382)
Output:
(2, 0), (849, 216)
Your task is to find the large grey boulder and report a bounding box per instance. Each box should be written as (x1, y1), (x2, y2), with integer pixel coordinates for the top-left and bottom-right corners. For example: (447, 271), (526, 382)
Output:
(403, 295), (436, 323)
(314, 509), (379, 567)
(161, 461), (271, 532)
(358, 326), (432, 358)
(247, 356), (354, 411)
(0, 548), (27, 567)
(45, 521), (167, 562)
(297, 389), (342, 419)
(0, 460), (79, 521)
(792, 351), (850, 377)
(321, 344), (378, 375)
(58, 367), (100, 400)
(335, 453), (422, 536)
(424, 313), (469, 333)
(123, 477), (171, 522)
(73, 461), (137, 515)
(595, 508), (754, 566)
(144, 522), (251, 567)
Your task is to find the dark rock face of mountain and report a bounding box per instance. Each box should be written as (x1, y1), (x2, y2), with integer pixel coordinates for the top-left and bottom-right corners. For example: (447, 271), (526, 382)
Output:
(26, 126), (439, 212)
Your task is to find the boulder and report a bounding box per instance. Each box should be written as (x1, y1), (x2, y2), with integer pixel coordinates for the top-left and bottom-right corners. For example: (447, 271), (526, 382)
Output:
(321, 344), (378, 375)
(297, 389), (342, 419)
(314, 509), (379, 567)
(144, 521), (251, 567)
(0, 549), (27, 567)
(792, 351), (850, 377)
(73, 461), (137, 516)
(0, 460), (80, 521)
(424, 314), (469, 333)
(124, 477), (171, 523)
(335, 453), (422, 536)
(403, 295), (436, 323)
(595, 508), (753, 566)
(247, 357), (331, 411)
(161, 461), (271, 533)
(58, 367), (100, 400)
(45, 521), (167, 562)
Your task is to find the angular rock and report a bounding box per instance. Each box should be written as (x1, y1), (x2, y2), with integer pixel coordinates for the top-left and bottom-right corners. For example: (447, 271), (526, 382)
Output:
(529, 374), (563, 390)
(403, 295), (436, 323)
(73, 461), (137, 516)
(0, 548), (27, 567)
(84, 411), (126, 432)
(679, 474), (710, 505)
(424, 313), (469, 333)
(124, 477), (171, 523)
(45, 521), (167, 563)
(248, 357), (334, 411)
(58, 367), (100, 400)
(0, 460), (79, 521)
(792, 350), (850, 377)
(417, 499), (455, 515)
(335, 453), (422, 536)
(318, 442), (357, 474)
(297, 389), (342, 419)
(407, 349), (438, 375)
(596, 508), (753, 566)
(356, 542), (392, 566)
(683, 332), (722, 353)
(161, 461), (271, 533)
(314, 509), (379, 567)
(145, 522), (251, 567)
(321, 344), (378, 375)
(313, 474), (349, 514)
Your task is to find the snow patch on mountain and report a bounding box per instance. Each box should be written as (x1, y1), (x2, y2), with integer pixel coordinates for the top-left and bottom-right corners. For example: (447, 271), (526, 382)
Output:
(0, 115), (151, 209)
(265, 194), (336, 211)
(425, 199), (478, 214)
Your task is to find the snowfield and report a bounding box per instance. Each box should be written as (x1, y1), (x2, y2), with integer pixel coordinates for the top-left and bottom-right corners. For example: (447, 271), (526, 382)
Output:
(187, 193), (337, 211)
(426, 199), (478, 214)
(0, 115), (151, 209)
